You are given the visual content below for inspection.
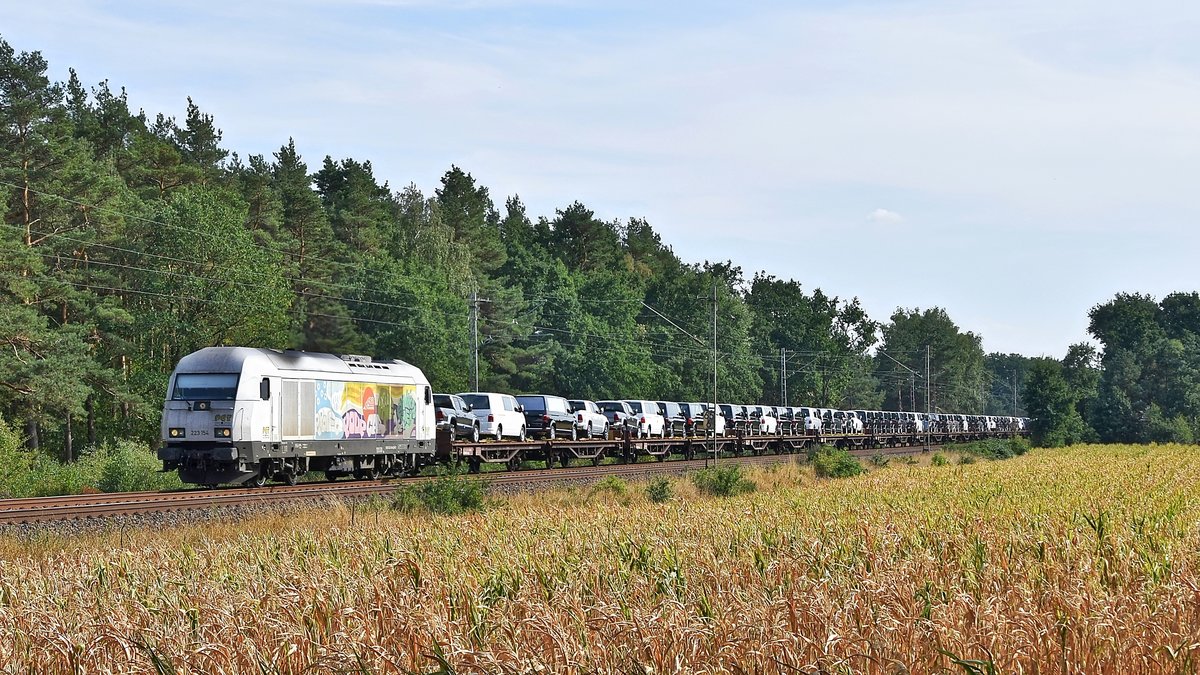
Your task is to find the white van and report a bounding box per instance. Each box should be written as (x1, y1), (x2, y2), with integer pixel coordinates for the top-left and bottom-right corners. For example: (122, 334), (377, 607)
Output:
(458, 392), (526, 441)
(622, 399), (666, 438)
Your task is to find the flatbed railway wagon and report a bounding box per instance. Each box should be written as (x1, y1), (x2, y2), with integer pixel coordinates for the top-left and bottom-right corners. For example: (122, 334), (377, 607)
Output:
(159, 347), (436, 486)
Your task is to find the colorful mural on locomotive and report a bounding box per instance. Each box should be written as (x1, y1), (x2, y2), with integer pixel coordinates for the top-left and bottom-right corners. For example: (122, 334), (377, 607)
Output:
(314, 380), (420, 439)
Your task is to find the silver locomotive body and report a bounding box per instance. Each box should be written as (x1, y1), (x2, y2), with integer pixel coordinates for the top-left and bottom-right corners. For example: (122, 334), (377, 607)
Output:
(159, 347), (436, 486)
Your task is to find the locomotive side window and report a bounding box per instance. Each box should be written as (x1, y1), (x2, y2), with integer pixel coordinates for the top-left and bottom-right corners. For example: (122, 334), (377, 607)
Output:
(173, 373), (239, 400)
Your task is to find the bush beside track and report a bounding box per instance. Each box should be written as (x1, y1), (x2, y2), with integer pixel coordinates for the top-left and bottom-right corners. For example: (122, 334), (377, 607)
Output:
(0, 416), (180, 498)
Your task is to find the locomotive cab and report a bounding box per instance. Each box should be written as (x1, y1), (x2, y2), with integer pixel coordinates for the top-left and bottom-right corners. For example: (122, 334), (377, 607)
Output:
(160, 349), (280, 486)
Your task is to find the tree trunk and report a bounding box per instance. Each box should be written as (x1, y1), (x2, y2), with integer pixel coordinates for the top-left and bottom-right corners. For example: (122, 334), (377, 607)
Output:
(25, 419), (39, 451)
(64, 413), (73, 463)
(87, 395), (96, 445)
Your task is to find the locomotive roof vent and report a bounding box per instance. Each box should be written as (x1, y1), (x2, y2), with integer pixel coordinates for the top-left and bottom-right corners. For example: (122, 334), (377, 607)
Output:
(340, 354), (373, 363)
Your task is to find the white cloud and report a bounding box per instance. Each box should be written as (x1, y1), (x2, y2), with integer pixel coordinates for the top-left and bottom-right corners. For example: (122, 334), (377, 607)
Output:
(867, 208), (904, 225)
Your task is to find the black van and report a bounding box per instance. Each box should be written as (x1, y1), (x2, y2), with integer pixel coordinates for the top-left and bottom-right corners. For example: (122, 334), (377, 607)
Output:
(515, 394), (578, 440)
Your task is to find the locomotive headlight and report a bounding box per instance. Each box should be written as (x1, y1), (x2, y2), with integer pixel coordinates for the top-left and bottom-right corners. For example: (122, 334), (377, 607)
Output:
(168, 427), (185, 438)
(215, 427), (232, 438)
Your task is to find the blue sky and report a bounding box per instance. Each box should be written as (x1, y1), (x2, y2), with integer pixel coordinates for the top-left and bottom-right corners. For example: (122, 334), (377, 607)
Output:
(6, 0), (1200, 357)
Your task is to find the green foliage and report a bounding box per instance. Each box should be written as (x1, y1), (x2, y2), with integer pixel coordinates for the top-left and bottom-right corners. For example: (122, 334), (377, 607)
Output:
(1084, 292), (1200, 443)
(97, 441), (182, 493)
(391, 472), (487, 515)
(875, 307), (987, 413)
(1023, 358), (1090, 447)
(0, 422), (180, 498)
(691, 466), (756, 497)
(590, 475), (629, 498)
(931, 453), (948, 467)
(984, 352), (1037, 417)
(1145, 403), (1193, 444)
(645, 477), (673, 503)
(958, 454), (977, 465)
(870, 452), (890, 467)
(811, 446), (865, 478)
(744, 273), (879, 408)
(948, 437), (1030, 461)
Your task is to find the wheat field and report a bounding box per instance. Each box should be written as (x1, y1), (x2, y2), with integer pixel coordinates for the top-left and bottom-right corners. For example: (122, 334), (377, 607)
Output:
(2, 444), (1199, 673)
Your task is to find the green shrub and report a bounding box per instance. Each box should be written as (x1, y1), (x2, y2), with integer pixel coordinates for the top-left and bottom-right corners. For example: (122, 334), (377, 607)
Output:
(958, 454), (977, 465)
(391, 471), (487, 515)
(904, 455), (919, 465)
(931, 452), (948, 467)
(591, 475), (629, 497)
(1008, 437), (1031, 456)
(870, 452), (890, 467)
(97, 441), (182, 493)
(948, 437), (1032, 461)
(811, 446), (865, 479)
(0, 423), (180, 498)
(692, 466), (756, 497)
(646, 477), (673, 503)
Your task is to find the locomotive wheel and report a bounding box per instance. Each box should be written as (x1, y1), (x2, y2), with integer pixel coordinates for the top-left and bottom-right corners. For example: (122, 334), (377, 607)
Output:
(283, 470), (297, 486)
(506, 457), (520, 472)
(250, 472), (268, 488)
(468, 457), (482, 474)
(591, 455), (601, 466)
(325, 471), (338, 482)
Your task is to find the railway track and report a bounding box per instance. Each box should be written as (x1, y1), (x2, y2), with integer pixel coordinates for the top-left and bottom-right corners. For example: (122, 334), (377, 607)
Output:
(0, 442), (939, 526)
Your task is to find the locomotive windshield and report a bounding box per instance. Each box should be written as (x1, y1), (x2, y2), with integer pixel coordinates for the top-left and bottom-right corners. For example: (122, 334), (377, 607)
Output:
(172, 373), (239, 400)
